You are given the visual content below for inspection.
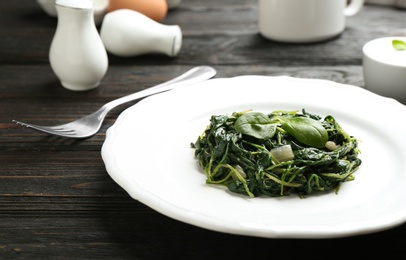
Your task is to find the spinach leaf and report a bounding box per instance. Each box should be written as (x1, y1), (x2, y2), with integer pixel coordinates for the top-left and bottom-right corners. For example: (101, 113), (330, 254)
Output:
(281, 117), (328, 148)
(393, 39), (406, 51)
(234, 112), (277, 139)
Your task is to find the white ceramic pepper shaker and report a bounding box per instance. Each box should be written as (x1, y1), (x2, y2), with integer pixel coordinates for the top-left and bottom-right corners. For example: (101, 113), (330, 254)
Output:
(100, 9), (182, 57)
(49, 0), (108, 91)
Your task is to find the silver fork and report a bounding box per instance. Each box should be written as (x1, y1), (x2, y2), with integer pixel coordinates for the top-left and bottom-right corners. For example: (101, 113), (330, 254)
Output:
(13, 66), (217, 139)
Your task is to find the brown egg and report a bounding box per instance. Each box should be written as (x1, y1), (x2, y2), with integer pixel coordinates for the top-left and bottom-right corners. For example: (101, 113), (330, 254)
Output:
(108, 0), (168, 22)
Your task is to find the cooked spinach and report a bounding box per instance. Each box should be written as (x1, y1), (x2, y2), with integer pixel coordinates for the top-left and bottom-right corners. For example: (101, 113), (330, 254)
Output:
(191, 109), (362, 198)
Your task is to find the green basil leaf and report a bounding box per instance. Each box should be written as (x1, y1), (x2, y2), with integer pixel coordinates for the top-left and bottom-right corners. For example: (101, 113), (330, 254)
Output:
(281, 117), (328, 148)
(235, 112), (276, 139)
(392, 39), (406, 51)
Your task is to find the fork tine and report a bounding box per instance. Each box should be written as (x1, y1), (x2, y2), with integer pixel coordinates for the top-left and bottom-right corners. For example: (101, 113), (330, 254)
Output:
(12, 120), (76, 136)
(48, 127), (75, 133)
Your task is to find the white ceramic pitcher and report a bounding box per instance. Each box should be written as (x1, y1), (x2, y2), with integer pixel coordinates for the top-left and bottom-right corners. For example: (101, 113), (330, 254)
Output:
(258, 0), (365, 43)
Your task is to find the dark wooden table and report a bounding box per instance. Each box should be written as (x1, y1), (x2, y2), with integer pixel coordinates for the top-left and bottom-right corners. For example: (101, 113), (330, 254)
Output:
(1, 0), (406, 258)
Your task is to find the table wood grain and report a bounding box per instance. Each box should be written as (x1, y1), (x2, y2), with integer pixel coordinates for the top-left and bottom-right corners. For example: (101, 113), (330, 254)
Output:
(1, 0), (406, 258)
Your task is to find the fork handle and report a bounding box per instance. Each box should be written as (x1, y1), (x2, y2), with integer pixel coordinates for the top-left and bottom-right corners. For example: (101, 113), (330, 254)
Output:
(103, 66), (217, 111)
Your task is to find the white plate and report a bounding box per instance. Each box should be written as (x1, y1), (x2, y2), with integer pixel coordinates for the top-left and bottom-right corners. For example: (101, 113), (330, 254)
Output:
(101, 76), (406, 239)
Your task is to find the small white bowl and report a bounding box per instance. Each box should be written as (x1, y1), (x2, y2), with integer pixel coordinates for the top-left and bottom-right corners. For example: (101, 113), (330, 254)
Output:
(363, 36), (406, 104)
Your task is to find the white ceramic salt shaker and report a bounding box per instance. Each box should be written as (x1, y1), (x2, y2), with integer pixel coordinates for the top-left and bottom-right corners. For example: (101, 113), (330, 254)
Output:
(100, 9), (182, 57)
(49, 0), (108, 91)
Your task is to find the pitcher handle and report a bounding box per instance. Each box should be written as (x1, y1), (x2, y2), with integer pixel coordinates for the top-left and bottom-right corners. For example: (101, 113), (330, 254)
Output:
(344, 0), (365, 16)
